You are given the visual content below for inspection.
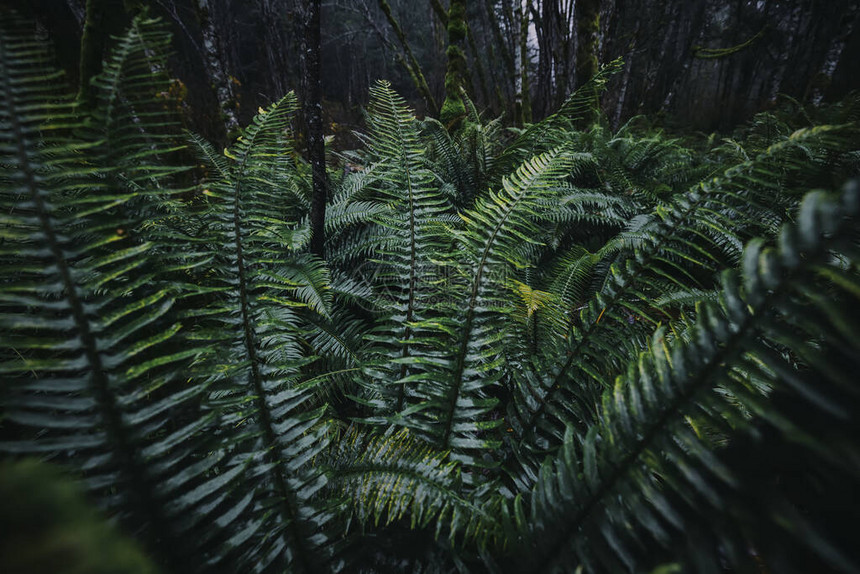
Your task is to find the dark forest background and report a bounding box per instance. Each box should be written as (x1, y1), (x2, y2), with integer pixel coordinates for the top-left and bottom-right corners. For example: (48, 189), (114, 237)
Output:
(12, 0), (860, 145)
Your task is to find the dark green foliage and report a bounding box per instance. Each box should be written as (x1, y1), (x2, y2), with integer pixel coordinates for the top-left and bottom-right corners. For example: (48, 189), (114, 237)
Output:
(0, 459), (159, 574)
(0, 12), (212, 570)
(2, 12), (860, 574)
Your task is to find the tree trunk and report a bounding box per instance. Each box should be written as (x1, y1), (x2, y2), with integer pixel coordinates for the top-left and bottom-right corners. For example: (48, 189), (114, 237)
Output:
(518, 0), (532, 124)
(466, 19), (491, 111)
(77, 0), (131, 106)
(259, 0), (288, 98)
(574, 0), (600, 89)
(811, 3), (859, 104)
(301, 0), (328, 259)
(378, 0), (438, 114)
(429, 0), (448, 26)
(196, 0), (240, 138)
(440, 0), (468, 127)
(574, 0), (601, 124)
(66, 0), (85, 25)
(482, 0), (516, 116)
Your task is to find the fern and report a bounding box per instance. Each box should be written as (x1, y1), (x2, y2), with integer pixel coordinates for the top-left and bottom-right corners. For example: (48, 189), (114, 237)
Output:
(2, 13), (860, 574)
(329, 426), (499, 541)
(401, 147), (589, 473)
(506, 122), (859, 466)
(346, 81), (454, 417)
(190, 93), (342, 572)
(507, 184), (860, 573)
(0, 11), (217, 571)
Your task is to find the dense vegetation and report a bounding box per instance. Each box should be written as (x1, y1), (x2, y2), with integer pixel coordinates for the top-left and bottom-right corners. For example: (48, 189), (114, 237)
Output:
(2, 12), (860, 574)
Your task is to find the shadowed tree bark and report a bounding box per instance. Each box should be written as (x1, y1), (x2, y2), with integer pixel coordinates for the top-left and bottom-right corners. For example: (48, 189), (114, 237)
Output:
(575, 0), (600, 89)
(195, 0), (239, 136)
(429, 0), (447, 25)
(77, 0), (133, 106)
(517, 0), (532, 125)
(465, 16), (491, 111)
(300, 0), (328, 258)
(574, 0), (600, 124)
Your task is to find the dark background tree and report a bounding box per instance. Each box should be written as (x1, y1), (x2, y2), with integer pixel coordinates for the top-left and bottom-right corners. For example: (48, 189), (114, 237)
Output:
(300, 0), (328, 257)
(11, 0), (860, 134)
(574, 0), (599, 122)
(77, 0), (131, 105)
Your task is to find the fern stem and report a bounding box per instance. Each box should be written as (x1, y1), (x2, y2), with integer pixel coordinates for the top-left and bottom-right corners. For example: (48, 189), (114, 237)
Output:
(396, 125), (418, 412)
(230, 181), (317, 573)
(441, 157), (551, 449)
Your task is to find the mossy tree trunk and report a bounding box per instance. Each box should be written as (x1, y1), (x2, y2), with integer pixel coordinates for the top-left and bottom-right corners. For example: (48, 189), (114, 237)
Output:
(575, 0), (600, 124)
(575, 0), (600, 87)
(439, 0), (468, 127)
(378, 0), (438, 115)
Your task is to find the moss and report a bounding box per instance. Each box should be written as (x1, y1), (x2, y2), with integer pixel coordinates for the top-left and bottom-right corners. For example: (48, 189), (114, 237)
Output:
(447, 0), (467, 43)
(575, 0), (600, 85)
(440, 0), (468, 128)
(445, 44), (466, 65)
(439, 94), (466, 127)
(574, 0), (601, 125)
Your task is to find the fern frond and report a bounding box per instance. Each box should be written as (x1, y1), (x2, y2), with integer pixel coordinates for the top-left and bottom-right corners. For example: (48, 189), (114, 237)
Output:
(423, 111), (503, 209)
(330, 426), (501, 544)
(84, 15), (187, 192)
(507, 122), (860, 462)
(190, 95), (344, 572)
(349, 81), (454, 416)
(493, 58), (623, 180)
(403, 147), (584, 471)
(506, 182), (860, 573)
(0, 13), (223, 571)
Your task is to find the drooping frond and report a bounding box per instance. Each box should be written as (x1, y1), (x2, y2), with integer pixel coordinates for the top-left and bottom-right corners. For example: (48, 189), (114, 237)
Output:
(189, 94), (344, 572)
(507, 123), (859, 465)
(506, 183), (860, 573)
(329, 426), (501, 544)
(0, 12), (221, 571)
